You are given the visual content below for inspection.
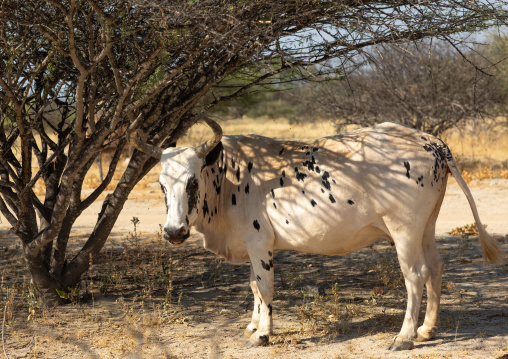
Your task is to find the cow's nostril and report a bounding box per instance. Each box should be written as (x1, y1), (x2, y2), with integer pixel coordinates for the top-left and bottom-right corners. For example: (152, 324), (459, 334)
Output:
(178, 226), (188, 236)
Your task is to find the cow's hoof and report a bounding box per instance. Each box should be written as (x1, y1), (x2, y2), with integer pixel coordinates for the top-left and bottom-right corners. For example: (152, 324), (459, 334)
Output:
(415, 326), (437, 342)
(243, 325), (257, 338)
(246, 333), (269, 347)
(388, 336), (414, 351)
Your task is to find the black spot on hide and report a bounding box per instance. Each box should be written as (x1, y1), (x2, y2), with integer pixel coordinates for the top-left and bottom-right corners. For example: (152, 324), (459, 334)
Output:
(348, 199), (355, 205)
(285, 219), (289, 224)
(280, 178), (284, 187)
(295, 167), (307, 182)
(186, 176), (199, 214)
(253, 219), (260, 231)
(404, 161), (411, 179)
(423, 143), (434, 152)
(302, 155), (316, 171)
(236, 168), (241, 182)
(260, 260), (271, 271)
(278, 147), (284, 156)
(329, 194), (336, 203)
(256, 275), (261, 281)
(248, 162), (253, 173)
(271, 189), (275, 198)
(273, 202), (277, 209)
(310, 199), (317, 207)
(322, 171), (331, 190)
(232, 194), (236, 205)
(160, 183), (168, 214)
(202, 199), (209, 217)
(245, 183), (250, 194)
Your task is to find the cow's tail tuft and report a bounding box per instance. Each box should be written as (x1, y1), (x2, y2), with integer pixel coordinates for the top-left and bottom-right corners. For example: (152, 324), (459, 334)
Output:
(441, 145), (503, 265)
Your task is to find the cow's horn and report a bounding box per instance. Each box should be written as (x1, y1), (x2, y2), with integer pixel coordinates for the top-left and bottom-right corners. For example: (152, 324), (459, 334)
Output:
(195, 113), (223, 159)
(126, 128), (163, 160)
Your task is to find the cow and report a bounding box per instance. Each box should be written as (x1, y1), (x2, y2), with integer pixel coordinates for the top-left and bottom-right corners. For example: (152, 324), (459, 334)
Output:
(127, 115), (502, 350)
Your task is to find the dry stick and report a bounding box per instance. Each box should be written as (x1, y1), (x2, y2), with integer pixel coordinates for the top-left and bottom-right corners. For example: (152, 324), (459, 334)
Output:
(2, 302), (9, 359)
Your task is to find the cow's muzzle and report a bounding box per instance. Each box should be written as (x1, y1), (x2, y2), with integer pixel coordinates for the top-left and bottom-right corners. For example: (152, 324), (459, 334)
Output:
(164, 226), (190, 245)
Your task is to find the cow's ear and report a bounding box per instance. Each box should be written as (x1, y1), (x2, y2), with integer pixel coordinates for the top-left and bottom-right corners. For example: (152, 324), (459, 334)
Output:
(204, 141), (223, 167)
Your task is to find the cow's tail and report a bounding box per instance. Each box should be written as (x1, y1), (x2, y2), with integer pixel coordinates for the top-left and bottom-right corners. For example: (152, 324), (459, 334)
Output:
(441, 145), (503, 265)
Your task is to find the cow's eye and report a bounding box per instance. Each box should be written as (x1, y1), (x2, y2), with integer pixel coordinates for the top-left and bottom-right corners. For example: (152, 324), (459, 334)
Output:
(187, 178), (199, 191)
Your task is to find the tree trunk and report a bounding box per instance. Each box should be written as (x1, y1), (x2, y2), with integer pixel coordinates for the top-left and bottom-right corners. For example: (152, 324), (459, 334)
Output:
(26, 253), (63, 307)
(22, 146), (160, 306)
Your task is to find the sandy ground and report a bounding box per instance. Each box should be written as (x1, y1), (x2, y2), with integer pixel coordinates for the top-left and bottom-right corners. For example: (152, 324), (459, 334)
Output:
(1, 178), (507, 359)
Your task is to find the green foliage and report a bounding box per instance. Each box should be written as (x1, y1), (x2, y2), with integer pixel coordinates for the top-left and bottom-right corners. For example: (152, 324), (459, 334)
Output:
(206, 64), (302, 119)
(55, 287), (80, 303)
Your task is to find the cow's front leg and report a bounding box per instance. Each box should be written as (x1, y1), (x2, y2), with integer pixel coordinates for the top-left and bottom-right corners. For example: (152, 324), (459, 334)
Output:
(244, 265), (261, 338)
(245, 249), (274, 347)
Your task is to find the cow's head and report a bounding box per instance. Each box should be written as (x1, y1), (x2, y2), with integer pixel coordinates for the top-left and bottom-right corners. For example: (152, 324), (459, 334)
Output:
(127, 114), (222, 244)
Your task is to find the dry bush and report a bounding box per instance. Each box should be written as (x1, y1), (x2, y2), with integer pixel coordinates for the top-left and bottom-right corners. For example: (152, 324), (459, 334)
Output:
(448, 223), (488, 237)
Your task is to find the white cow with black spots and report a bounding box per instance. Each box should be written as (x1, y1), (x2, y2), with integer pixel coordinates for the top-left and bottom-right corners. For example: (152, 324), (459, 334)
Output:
(127, 115), (502, 350)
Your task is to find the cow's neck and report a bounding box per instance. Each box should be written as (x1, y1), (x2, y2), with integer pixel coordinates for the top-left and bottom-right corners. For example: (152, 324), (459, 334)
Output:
(195, 149), (227, 233)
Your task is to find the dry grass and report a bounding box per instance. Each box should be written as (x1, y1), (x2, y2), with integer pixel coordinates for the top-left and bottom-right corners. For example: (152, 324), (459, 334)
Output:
(448, 223), (488, 237)
(441, 119), (508, 182)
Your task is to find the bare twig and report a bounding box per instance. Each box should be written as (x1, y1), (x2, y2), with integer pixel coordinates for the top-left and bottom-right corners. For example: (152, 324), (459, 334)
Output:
(2, 302), (9, 359)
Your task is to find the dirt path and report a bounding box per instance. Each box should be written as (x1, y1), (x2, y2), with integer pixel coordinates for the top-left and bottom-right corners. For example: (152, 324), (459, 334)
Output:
(1, 179), (507, 358)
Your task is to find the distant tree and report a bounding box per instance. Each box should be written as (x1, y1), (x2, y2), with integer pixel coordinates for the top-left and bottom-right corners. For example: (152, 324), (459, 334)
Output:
(1, 0), (508, 306)
(487, 33), (508, 97)
(294, 40), (507, 135)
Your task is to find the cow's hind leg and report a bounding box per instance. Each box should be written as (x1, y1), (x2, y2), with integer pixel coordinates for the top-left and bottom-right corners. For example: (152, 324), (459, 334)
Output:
(416, 215), (444, 342)
(389, 228), (428, 351)
(245, 244), (275, 347)
(244, 265), (261, 338)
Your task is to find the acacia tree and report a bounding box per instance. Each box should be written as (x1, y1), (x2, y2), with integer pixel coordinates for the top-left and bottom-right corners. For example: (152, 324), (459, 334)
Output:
(1, 0), (507, 306)
(293, 41), (508, 135)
